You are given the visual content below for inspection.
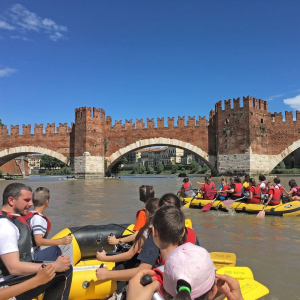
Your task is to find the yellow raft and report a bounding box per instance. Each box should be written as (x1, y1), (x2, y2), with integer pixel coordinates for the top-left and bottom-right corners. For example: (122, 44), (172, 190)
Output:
(51, 220), (269, 300)
(181, 194), (300, 216)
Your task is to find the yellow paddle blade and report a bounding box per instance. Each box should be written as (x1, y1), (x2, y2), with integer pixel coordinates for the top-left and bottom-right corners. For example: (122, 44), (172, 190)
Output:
(217, 267), (254, 280)
(184, 218), (192, 228)
(236, 279), (269, 300)
(210, 252), (236, 270)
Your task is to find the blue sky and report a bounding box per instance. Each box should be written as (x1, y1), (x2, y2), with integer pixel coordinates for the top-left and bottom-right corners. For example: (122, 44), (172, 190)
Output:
(1, 0), (300, 132)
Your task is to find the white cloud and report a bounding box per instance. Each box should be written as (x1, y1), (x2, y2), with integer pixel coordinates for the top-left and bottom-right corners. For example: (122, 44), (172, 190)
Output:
(0, 20), (15, 30)
(284, 94), (300, 110)
(0, 67), (17, 77)
(267, 93), (284, 101)
(0, 4), (68, 41)
(49, 32), (64, 42)
(10, 35), (32, 41)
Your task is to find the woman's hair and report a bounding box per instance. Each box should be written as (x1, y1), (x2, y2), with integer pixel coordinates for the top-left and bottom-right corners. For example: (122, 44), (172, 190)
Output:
(289, 179), (297, 188)
(183, 177), (189, 183)
(171, 289), (212, 300)
(221, 177), (227, 184)
(159, 193), (182, 208)
(273, 177), (281, 184)
(133, 198), (159, 249)
(243, 174), (250, 183)
(139, 185), (155, 203)
(205, 176), (211, 184)
(259, 175), (266, 182)
(249, 178), (256, 186)
(152, 206), (185, 245)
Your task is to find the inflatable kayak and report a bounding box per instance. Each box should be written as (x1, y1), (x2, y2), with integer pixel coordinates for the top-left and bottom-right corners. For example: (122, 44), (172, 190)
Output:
(181, 196), (300, 216)
(51, 220), (269, 300)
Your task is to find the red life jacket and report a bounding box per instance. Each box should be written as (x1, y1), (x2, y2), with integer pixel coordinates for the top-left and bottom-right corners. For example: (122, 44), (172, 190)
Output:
(0, 210), (32, 278)
(203, 182), (217, 200)
(291, 186), (300, 197)
(136, 208), (146, 220)
(232, 183), (243, 197)
(23, 211), (51, 247)
(185, 227), (197, 244)
(182, 182), (191, 192)
(268, 187), (281, 205)
(247, 185), (261, 204)
(220, 185), (230, 197)
(260, 181), (268, 194)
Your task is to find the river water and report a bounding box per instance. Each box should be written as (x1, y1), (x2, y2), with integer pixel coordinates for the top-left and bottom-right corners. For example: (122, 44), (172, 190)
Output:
(0, 174), (299, 300)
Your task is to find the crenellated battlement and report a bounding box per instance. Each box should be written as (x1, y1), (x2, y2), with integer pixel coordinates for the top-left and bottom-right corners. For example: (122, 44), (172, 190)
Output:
(108, 115), (208, 131)
(75, 107), (106, 120)
(214, 96), (268, 112)
(0, 122), (72, 137)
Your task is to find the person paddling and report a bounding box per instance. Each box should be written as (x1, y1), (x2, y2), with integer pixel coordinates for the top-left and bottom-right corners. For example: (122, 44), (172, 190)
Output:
(198, 176), (216, 200)
(246, 178), (261, 204)
(226, 177), (243, 200)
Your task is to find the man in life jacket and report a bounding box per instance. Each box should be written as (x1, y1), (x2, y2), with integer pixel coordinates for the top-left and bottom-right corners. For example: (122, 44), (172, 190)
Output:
(198, 176), (216, 200)
(217, 178), (230, 201)
(0, 183), (71, 300)
(266, 183), (281, 206)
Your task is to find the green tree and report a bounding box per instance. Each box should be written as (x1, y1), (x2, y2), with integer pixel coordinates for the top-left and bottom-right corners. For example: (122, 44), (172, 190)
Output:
(156, 161), (164, 174)
(40, 155), (67, 169)
(171, 164), (178, 174)
(132, 164), (140, 174)
(146, 165), (155, 174)
(0, 119), (4, 127)
(190, 160), (200, 173)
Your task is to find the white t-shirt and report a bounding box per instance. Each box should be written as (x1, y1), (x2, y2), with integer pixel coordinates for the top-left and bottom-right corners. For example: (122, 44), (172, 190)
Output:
(30, 212), (48, 253)
(0, 218), (20, 282)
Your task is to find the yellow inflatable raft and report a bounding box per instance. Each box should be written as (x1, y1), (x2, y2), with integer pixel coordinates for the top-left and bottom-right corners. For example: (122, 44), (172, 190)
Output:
(181, 194), (300, 216)
(51, 220), (269, 300)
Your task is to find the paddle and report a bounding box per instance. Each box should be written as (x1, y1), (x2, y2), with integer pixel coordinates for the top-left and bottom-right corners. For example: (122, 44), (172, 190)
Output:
(210, 252), (236, 270)
(223, 196), (245, 207)
(238, 278), (269, 300)
(202, 192), (220, 212)
(182, 192), (198, 208)
(216, 266), (254, 280)
(257, 205), (267, 218)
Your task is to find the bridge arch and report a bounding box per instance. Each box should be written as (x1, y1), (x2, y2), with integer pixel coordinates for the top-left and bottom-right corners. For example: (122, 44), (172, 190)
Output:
(0, 146), (68, 167)
(106, 137), (216, 173)
(268, 140), (300, 172)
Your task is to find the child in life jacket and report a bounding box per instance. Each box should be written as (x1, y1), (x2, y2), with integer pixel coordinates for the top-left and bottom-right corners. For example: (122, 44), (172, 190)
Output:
(178, 177), (196, 197)
(273, 177), (284, 200)
(95, 194), (199, 288)
(282, 179), (300, 201)
(243, 174), (250, 194)
(127, 244), (244, 300)
(259, 175), (268, 203)
(246, 178), (261, 204)
(23, 187), (73, 259)
(217, 178), (229, 201)
(96, 198), (159, 300)
(198, 176), (216, 200)
(227, 177), (243, 200)
(266, 182), (281, 206)
(108, 185), (155, 246)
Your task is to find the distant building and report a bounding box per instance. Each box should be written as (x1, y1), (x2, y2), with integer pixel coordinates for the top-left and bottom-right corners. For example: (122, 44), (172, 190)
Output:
(123, 146), (204, 169)
(27, 154), (42, 169)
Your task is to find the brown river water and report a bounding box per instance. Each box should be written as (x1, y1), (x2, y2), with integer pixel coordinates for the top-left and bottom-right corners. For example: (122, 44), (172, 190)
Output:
(1, 174), (300, 300)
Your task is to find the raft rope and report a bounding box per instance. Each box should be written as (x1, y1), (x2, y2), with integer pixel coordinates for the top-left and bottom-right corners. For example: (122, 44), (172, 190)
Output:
(68, 223), (135, 235)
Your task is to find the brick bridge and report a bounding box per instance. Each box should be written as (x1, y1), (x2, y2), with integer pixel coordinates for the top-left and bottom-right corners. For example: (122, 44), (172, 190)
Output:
(0, 96), (299, 177)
